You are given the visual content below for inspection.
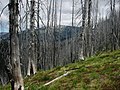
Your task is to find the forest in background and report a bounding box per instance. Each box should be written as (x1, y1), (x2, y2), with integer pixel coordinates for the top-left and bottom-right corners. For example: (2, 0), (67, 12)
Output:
(0, 0), (120, 90)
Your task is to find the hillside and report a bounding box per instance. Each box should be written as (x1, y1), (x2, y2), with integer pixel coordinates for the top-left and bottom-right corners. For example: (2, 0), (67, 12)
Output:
(1, 50), (120, 90)
(0, 26), (81, 85)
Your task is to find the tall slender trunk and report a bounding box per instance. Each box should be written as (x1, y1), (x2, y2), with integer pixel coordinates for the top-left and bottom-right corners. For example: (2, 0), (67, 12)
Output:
(87, 0), (92, 56)
(59, 0), (62, 27)
(58, 0), (62, 63)
(110, 0), (117, 51)
(9, 0), (24, 89)
(27, 0), (37, 76)
(37, 0), (40, 28)
(47, 0), (52, 28)
(80, 0), (87, 60)
(94, 0), (98, 54)
(71, 0), (74, 62)
(51, 0), (55, 27)
(53, 0), (57, 67)
(26, 0), (29, 30)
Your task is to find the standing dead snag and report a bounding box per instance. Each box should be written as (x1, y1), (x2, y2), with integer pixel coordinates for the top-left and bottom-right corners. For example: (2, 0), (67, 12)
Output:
(80, 0), (87, 60)
(27, 0), (37, 76)
(9, 0), (24, 90)
(87, 0), (92, 57)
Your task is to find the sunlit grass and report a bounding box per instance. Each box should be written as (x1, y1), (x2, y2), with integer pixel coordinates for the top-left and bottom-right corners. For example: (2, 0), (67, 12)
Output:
(1, 50), (120, 90)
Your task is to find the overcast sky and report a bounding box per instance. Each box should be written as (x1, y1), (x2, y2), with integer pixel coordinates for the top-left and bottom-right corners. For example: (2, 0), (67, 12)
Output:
(0, 0), (119, 32)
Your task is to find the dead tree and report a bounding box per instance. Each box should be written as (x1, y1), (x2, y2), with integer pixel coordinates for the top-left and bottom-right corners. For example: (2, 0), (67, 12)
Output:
(9, 0), (24, 89)
(37, 0), (40, 28)
(70, 0), (75, 62)
(87, 0), (92, 56)
(53, 0), (57, 67)
(110, 0), (119, 50)
(27, 0), (37, 76)
(58, 0), (62, 63)
(80, 0), (87, 60)
(26, 0), (29, 30)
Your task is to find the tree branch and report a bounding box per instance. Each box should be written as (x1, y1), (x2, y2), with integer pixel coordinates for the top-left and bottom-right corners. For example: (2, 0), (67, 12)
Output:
(0, 4), (8, 19)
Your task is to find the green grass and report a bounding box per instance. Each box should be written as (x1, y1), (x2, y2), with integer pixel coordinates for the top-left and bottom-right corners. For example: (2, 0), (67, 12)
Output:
(1, 50), (120, 90)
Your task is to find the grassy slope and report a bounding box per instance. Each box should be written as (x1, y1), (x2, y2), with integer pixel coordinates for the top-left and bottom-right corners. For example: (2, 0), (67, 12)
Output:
(1, 50), (120, 90)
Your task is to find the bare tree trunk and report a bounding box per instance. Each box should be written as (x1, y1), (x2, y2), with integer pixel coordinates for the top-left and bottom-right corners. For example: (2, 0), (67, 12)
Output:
(70, 0), (74, 62)
(58, 0), (62, 63)
(47, 0), (52, 28)
(110, 0), (114, 51)
(94, 0), (98, 54)
(59, 0), (62, 27)
(51, 0), (55, 27)
(110, 0), (118, 51)
(37, 0), (40, 28)
(53, 0), (57, 67)
(27, 0), (37, 76)
(87, 0), (92, 56)
(26, 0), (29, 30)
(9, 0), (24, 89)
(80, 0), (87, 60)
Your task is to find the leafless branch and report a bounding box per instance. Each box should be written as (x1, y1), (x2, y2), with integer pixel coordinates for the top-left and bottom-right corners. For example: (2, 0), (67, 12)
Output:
(0, 4), (8, 19)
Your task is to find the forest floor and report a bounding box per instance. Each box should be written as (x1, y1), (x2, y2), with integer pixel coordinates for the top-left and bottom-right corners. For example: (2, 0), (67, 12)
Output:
(1, 50), (120, 90)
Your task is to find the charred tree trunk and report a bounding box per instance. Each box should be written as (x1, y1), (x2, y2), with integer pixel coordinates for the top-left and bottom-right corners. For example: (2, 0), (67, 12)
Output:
(27, 0), (37, 76)
(9, 0), (24, 89)
(37, 0), (40, 28)
(58, 0), (62, 63)
(87, 0), (92, 56)
(80, 0), (87, 60)
(70, 0), (74, 62)
(110, 0), (118, 51)
(26, 0), (29, 30)
(53, 0), (57, 67)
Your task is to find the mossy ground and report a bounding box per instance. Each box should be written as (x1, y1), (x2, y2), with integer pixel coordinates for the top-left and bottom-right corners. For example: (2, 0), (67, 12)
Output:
(1, 50), (120, 90)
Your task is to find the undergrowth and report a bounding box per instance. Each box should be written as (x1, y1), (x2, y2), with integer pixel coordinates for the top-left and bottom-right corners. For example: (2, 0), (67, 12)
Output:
(1, 50), (120, 90)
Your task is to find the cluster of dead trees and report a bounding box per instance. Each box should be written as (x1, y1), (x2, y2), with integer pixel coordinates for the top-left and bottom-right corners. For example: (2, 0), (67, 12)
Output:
(0, 0), (120, 90)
